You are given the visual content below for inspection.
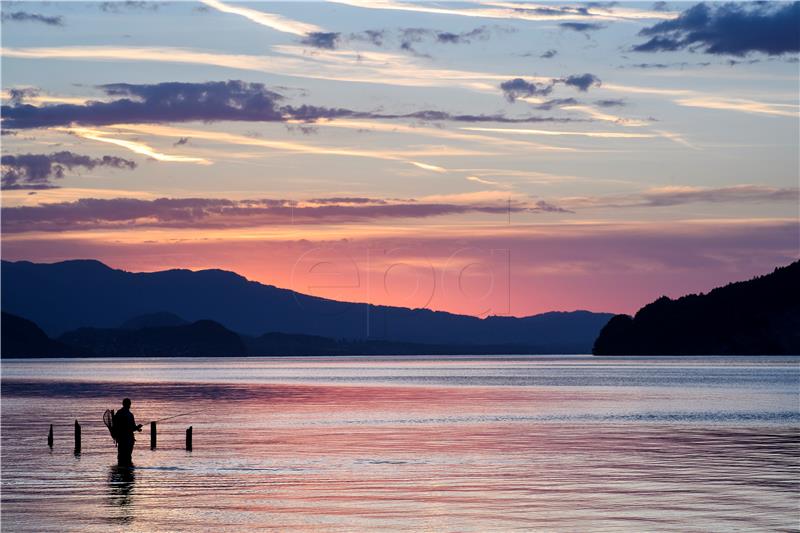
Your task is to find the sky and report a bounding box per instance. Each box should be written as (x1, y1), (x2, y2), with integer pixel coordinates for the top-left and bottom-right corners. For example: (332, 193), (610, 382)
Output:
(1, 0), (798, 317)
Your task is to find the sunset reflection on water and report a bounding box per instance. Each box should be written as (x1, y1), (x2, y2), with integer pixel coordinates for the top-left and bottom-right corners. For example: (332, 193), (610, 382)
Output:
(2, 356), (798, 531)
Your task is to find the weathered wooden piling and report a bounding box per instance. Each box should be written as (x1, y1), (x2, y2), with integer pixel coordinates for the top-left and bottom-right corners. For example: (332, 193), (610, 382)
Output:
(186, 426), (192, 451)
(150, 421), (157, 449)
(48, 424), (53, 448)
(74, 420), (81, 454)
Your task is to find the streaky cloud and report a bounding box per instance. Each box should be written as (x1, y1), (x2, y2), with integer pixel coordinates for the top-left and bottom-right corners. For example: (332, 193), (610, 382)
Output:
(200, 0), (323, 36)
(467, 175), (503, 187)
(96, 124), (495, 173)
(640, 185), (800, 206)
(61, 127), (212, 165)
(329, 0), (678, 22)
(410, 161), (448, 173)
(561, 185), (799, 209)
(0, 45), (514, 92)
(674, 97), (799, 118)
(460, 127), (656, 139)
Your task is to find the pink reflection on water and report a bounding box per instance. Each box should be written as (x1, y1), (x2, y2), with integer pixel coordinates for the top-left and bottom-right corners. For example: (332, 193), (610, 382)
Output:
(2, 359), (799, 532)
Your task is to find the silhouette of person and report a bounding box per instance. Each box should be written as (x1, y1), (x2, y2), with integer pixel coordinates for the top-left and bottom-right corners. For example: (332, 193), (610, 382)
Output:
(113, 398), (142, 465)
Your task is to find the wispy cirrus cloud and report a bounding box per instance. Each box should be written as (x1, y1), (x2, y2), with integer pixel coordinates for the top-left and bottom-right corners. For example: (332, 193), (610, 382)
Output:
(75, 123), (492, 175)
(558, 104), (651, 127)
(639, 185), (800, 207)
(673, 97), (799, 118)
(561, 184), (800, 209)
(60, 127), (212, 165)
(288, 118), (574, 152)
(409, 161), (448, 173)
(328, 0), (677, 22)
(0, 45), (511, 93)
(200, 0), (323, 36)
(599, 82), (799, 118)
(460, 127), (656, 139)
(466, 175), (504, 187)
(1, 151), (137, 190)
(463, 119), (691, 148)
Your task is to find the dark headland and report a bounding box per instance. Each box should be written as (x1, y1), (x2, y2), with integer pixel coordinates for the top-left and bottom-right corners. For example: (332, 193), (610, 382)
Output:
(593, 260), (800, 355)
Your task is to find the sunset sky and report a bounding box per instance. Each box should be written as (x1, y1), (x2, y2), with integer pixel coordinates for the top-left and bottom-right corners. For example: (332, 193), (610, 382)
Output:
(1, 1), (798, 317)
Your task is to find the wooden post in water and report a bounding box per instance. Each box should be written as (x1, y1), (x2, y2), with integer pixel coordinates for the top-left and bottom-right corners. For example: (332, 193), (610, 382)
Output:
(150, 421), (157, 449)
(47, 424), (53, 448)
(74, 420), (81, 454)
(186, 426), (192, 451)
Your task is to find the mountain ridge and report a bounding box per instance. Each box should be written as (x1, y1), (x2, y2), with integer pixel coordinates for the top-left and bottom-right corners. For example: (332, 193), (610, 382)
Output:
(1, 259), (613, 352)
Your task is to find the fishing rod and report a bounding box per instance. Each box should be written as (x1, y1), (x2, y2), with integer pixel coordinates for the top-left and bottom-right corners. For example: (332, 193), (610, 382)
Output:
(148, 409), (204, 424)
(102, 408), (204, 435)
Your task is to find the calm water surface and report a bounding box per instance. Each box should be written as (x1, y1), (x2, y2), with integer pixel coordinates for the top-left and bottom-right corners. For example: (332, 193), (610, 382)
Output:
(2, 356), (799, 532)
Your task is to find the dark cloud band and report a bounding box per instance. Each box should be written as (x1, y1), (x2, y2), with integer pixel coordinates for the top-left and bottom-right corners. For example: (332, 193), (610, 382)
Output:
(559, 22), (606, 32)
(1, 196), (568, 233)
(1, 151), (137, 190)
(1, 11), (63, 26)
(2, 80), (585, 130)
(634, 2), (800, 56)
(499, 73), (602, 103)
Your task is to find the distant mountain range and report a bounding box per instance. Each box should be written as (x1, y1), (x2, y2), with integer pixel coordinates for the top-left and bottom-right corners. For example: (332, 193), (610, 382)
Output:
(1, 311), (571, 358)
(1, 259), (614, 356)
(1, 312), (83, 357)
(593, 260), (800, 355)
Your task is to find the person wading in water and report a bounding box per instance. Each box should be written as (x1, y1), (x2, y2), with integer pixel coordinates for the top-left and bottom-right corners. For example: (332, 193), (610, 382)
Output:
(113, 398), (142, 465)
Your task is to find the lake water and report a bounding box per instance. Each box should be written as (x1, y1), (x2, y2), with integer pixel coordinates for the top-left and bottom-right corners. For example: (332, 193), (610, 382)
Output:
(2, 356), (799, 532)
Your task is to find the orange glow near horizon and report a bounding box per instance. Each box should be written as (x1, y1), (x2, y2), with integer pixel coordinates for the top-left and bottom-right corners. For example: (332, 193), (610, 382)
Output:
(3, 217), (796, 317)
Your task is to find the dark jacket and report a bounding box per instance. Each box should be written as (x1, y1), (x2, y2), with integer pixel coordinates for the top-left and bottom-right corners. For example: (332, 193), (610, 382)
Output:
(112, 407), (138, 444)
